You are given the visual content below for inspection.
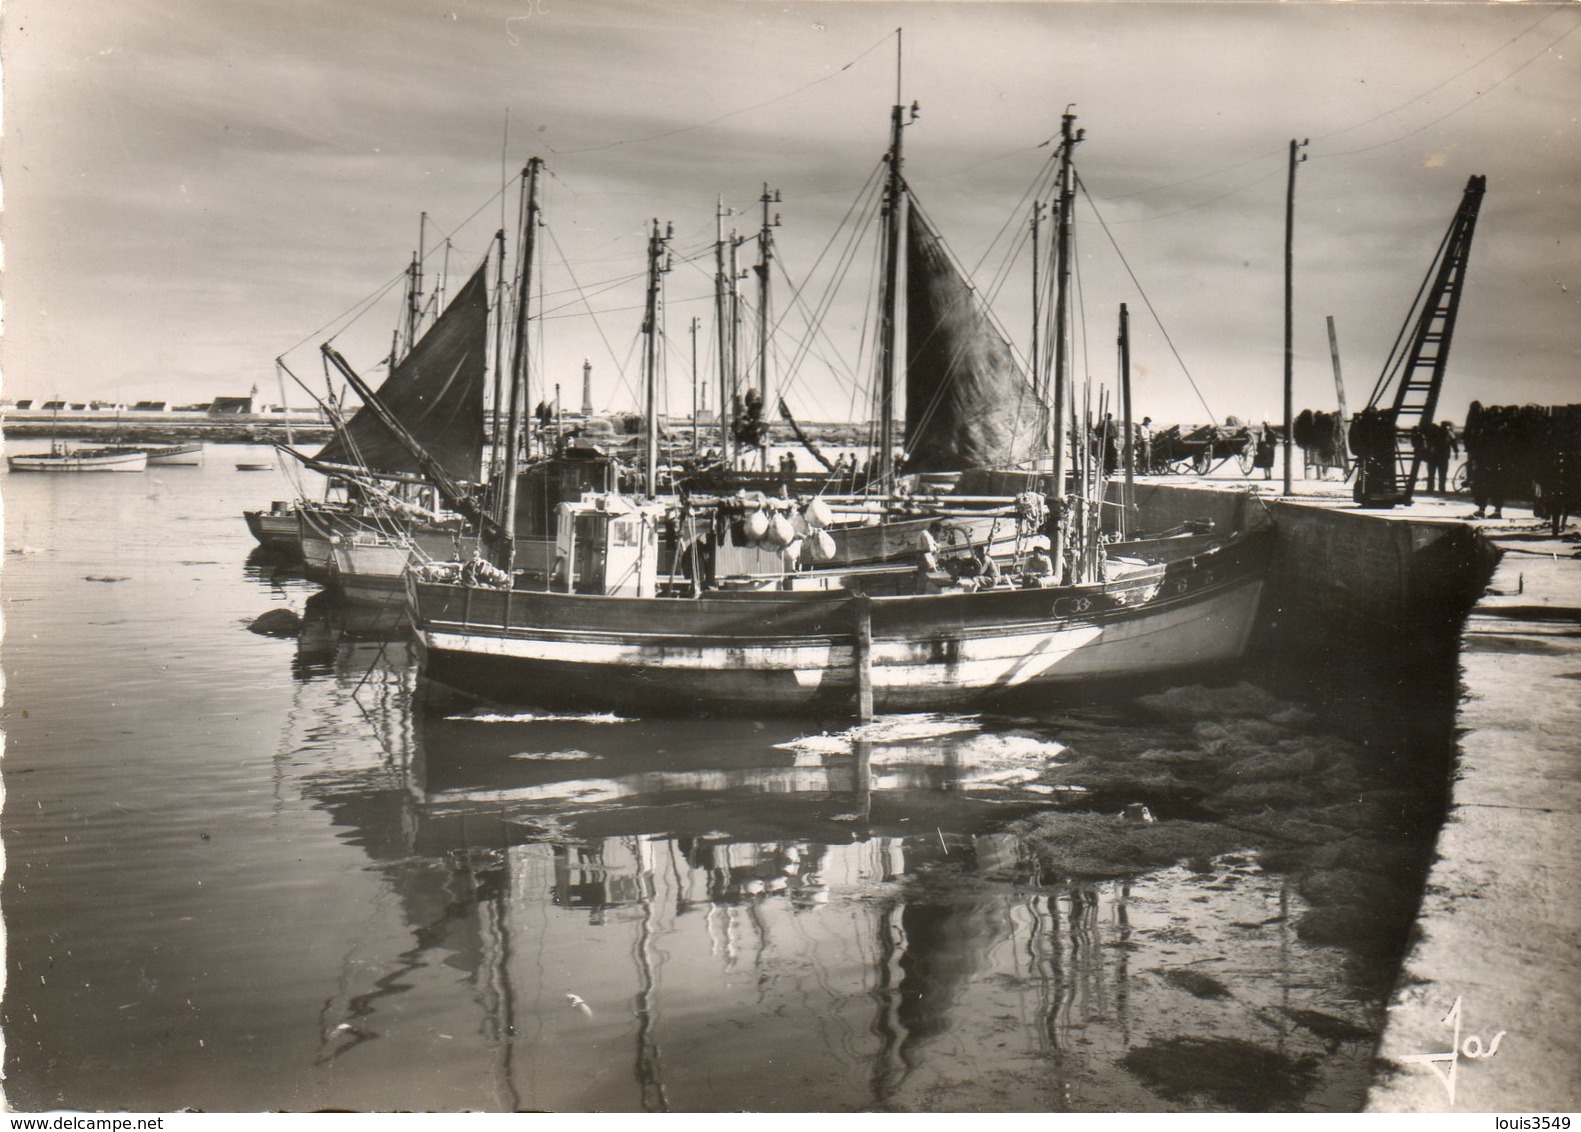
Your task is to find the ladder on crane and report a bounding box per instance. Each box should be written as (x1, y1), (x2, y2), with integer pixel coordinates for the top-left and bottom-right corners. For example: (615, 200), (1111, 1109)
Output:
(1358, 174), (1486, 506)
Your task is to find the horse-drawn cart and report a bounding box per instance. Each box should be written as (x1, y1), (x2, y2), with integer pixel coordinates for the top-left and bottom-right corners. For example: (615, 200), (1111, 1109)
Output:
(1149, 423), (1263, 476)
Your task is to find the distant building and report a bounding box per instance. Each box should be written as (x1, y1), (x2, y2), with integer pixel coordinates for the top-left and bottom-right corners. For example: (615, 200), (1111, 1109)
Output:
(132, 400), (172, 412)
(207, 395), (257, 415)
(14, 399), (35, 410)
(41, 400), (68, 411)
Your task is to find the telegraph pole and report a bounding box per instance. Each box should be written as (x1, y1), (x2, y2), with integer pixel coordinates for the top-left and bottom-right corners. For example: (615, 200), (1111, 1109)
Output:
(1283, 137), (1308, 496)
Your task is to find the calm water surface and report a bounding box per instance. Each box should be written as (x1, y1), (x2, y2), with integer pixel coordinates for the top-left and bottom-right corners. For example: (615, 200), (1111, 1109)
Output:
(3, 448), (1432, 1112)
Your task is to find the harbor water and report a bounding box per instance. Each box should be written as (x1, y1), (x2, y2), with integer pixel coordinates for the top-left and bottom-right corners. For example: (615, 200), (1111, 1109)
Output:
(2, 447), (1450, 1112)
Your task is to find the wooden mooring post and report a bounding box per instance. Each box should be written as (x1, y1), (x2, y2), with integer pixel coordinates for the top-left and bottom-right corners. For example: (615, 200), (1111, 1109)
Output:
(853, 593), (874, 721)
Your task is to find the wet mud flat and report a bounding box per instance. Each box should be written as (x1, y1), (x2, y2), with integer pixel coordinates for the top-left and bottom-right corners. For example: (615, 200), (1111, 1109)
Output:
(405, 661), (1448, 1112)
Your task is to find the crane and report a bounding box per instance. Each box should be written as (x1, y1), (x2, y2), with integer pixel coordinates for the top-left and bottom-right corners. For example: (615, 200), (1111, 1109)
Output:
(1354, 174), (1486, 507)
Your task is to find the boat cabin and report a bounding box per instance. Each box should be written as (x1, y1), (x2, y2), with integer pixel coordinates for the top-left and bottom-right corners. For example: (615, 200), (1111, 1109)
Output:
(553, 495), (663, 597)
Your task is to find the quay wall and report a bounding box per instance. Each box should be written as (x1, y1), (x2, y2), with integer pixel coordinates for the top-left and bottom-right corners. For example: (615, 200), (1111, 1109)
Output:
(1124, 481), (1490, 657)
(1133, 482), (1581, 1113)
(2, 416), (333, 445)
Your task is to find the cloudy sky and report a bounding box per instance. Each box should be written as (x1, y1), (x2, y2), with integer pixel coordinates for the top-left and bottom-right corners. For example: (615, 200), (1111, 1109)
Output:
(4, 0), (1578, 427)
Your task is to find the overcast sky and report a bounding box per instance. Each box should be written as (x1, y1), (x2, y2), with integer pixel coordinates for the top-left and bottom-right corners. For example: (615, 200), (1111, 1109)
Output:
(4, 0), (1578, 427)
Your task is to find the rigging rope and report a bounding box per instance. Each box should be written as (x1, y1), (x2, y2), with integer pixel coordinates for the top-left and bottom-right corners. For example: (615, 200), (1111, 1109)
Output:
(1077, 176), (1217, 423)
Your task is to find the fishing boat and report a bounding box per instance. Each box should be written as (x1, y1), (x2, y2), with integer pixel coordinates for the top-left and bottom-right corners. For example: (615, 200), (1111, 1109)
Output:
(142, 442), (205, 465)
(409, 103), (1272, 717)
(7, 444), (149, 473)
(243, 500), (303, 556)
(100, 441), (206, 466)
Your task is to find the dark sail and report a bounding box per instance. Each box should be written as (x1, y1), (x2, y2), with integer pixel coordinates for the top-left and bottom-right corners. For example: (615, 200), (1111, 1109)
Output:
(904, 206), (1045, 473)
(316, 262), (490, 482)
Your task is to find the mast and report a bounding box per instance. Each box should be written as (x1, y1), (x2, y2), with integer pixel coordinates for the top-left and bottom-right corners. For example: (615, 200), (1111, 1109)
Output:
(406, 212), (427, 356)
(488, 228), (508, 485)
(1119, 302), (1133, 540)
(755, 184), (781, 471)
(643, 218), (674, 495)
(1050, 109), (1083, 578)
(499, 158), (543, 572)
(714, 198), (733, 457)
(1030, 202), (1045, 403)
(875, 32), (916, 495)
(320, 345), (500, 540)
(728, 230), (743, 464)
(690, 316), (701, 456)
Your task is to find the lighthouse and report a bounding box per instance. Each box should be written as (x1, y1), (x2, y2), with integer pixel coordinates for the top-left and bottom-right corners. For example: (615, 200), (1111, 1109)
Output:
(580, 359), (593, 418)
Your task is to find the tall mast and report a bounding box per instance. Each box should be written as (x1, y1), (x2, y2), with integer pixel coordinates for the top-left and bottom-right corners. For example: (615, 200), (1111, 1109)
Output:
(1119, 303), (1133, 541)
(498, 158), (542, 572)
(690, 316), (701, 456)
(642, 218), (674, 495)
(728, 230), (743, 463)
(406, 212), (427, 356)
(875, 29), (916, 495)
(755, 184), (781, 471)
(1050, 109), (1083, 577)
(714, 198), (733, 457)
(1030, 201), (1045, 403)
(488, 227), (508, 486)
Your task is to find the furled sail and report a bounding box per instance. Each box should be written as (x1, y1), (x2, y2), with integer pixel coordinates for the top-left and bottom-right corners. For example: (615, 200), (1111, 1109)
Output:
(904, 205), (1045, 473)
(316, 262), (490, 483)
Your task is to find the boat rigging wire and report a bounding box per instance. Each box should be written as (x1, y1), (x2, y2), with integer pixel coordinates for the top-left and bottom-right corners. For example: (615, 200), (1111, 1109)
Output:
(543, 222), (637, 406)
(1318, 12), (1581, 159)
(1102, 8), (1574, 203)
(546, 28), (897, 157)
(1078, 176), (1217, 424)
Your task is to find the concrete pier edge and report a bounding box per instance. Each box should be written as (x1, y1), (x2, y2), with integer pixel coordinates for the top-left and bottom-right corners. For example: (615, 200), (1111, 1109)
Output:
(1364, 524), (1581, 1113)
(1134, 476), (1579, 1113)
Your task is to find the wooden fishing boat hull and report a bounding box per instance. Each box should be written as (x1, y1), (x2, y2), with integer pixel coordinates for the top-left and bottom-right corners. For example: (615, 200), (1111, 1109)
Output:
(243, 507), (304, 556)
(8, 449), (149, 473)
(412, 529), (1270, 715)
(331, 532), (558, 605)
(144, 442), (204, 466)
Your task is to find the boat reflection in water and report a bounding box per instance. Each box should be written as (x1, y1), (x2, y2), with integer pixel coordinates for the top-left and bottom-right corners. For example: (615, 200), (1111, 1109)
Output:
(286, 606), (1379, 1113)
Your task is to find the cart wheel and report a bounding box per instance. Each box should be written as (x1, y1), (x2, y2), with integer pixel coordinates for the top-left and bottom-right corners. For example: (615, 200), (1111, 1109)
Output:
(1452, 461), (1470, 493)
(1193, 447), (1213, 475)
(1237, 446), (1256, 476)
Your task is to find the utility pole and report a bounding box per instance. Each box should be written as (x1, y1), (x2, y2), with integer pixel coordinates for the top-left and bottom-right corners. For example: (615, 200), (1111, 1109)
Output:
(642, 218), (674, 496)
(755, 184), (781, 471)
(1283, 137), (1308, 496)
